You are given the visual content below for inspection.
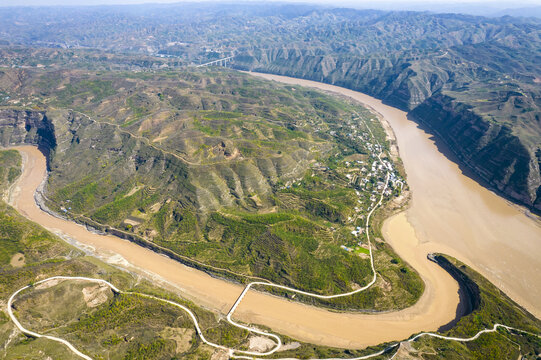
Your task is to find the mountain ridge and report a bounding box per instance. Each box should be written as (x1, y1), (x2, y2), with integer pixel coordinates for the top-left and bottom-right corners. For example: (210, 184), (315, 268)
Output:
(3, 4), (536, 210)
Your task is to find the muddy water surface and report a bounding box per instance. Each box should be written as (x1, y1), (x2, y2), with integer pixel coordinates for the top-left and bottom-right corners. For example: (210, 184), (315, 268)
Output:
(11, 138), (457, 349)
(249, 72), (541, 318)
(12, 70), (537, 350)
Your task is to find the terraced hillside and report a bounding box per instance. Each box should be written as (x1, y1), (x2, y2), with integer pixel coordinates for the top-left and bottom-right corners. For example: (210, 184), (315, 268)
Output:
(1, 147), (538, 360)
(230, 13), (541, 212)
(0, 67), (423, 308)
(1, 149), (401, 360)
(0, 149), (241, 359)
(1, 3), (538, 211)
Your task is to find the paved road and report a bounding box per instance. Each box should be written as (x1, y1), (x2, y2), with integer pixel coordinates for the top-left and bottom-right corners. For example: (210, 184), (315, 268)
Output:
(7, 143), (458, 348)
(9, 276), (538, 360)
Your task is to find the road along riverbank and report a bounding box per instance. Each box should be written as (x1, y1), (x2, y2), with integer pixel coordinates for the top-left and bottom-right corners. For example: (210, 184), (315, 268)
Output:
(9, 136), (459, 350)
(247, 72), (541, 319)
(11, 276), (537, 360)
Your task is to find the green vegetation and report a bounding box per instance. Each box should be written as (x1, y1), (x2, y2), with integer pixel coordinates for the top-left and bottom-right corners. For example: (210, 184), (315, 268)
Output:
(55, 79), (116, 107)
(408, 255), (541, 359)
(192, 211), (373, 294)
(0, 149), (21, 192)
(0, 4), (539, 358)
(0, 157), (409, 359)
(0, 201), (65, 265)
(0, 150), (227, 359)
(0, 67), (416, 310)
(0, 151), (65, 266)
(1, 2), (540, 209)
(0, 147), (539, 359)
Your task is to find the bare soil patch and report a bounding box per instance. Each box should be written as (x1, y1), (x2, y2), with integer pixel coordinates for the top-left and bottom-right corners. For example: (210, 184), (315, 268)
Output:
(248, 335), (276, 352)
(9, 253), (25, 268)
(161, 327), (194, 353)
(82, 284), (111, 307)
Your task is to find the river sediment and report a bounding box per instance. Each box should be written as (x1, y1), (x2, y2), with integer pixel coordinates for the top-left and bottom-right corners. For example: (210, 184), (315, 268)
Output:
(8, 144), (457, 349)
(249, 72), (541, 319)
(8, 71), (540, 350)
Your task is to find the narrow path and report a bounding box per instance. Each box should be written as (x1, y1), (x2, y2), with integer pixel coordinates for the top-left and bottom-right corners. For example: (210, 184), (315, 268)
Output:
(6, 145), (461, 349)
(247, 71), (541, 319)
(12, 142), (536, 360)
(67, 108), (304, 169)
(9, 124), (394, 360)
(227, 171), (390, 328)
(8, 276), (539, 360)
(7, 276), (279, 359)
(67, 109), (201, 166)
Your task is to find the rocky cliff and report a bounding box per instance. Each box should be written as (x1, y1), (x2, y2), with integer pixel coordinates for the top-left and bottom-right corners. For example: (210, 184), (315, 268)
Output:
(411, 94), (541, 211)
(235, 49), (449, 111)
(234, 50), (541, 212)
(0, 69), (405, 295)
(0, 109), (56, 153)
(0, 107), (197, 212)
(0, 67), (342, 217)
(2, 5), (540, 212)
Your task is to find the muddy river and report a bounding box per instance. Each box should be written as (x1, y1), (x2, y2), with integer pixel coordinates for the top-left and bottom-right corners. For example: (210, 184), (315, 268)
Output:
(7, 71), (540, 349)
(250, 72), (541, 319)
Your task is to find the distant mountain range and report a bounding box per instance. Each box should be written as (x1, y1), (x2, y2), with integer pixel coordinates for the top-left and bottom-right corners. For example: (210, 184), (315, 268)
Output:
(0, 2), (539, 211)
(1, 1), (540, 19)
(342, 2), (541, 19)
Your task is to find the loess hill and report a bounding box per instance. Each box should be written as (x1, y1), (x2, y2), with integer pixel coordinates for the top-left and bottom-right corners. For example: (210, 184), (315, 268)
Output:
(1, 3), (539, 211)
(0, 149), (390, 360)
(1, 150), (540, 359)
(0, 4), (540, 359)
(0, 66), (421, 310)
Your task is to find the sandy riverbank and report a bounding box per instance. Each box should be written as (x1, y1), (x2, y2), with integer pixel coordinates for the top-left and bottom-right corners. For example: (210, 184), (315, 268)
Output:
(248, 72), (541, 319)
(9, 132), (458, 350)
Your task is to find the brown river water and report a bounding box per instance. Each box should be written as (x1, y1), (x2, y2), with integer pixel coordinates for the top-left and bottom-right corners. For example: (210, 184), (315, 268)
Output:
(6, 72), (540, 349)
(249, 72), (541, 318)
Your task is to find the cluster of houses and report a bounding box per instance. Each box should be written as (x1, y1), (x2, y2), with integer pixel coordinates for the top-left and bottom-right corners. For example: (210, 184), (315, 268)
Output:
(280, 111), (404, 255)
(333, 115), (406, 254)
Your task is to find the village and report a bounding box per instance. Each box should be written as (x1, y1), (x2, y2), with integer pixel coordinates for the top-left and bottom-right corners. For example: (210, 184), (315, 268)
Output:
(280, 110), (405, 257)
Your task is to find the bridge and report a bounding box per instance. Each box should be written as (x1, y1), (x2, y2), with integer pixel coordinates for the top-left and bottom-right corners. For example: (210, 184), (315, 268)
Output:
(196, 56), (234, 68)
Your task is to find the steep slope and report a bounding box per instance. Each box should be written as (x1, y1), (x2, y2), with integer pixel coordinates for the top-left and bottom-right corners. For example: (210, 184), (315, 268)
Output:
(0, 67), (423, 307)
(1, 4), (538, 211)
(411, 93), (541, 209)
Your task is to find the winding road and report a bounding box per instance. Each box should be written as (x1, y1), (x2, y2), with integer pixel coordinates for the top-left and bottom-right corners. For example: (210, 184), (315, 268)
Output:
(6, 72), (541, 353)
(7, 140), (456, 348)
(7, 126), (408, 359)
(249, 72), (541, 319)
(7, 276), (281, 360)
(9, 276), (539, 360)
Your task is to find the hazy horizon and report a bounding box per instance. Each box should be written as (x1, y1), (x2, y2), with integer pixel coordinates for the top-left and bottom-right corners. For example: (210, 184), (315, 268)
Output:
(0, 0), (539, 7)
(1, 0), (540, 18)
